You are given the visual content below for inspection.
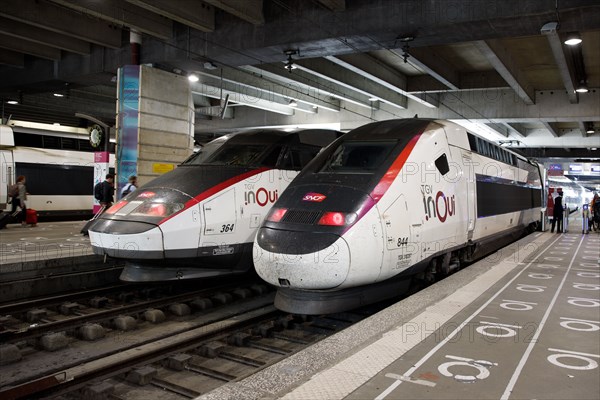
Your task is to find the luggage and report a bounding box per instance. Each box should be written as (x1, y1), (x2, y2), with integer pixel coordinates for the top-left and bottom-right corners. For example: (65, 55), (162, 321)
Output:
(0, 210), (20, 229)
(26, 209), (38, 225)
(81, 206), (106, 236)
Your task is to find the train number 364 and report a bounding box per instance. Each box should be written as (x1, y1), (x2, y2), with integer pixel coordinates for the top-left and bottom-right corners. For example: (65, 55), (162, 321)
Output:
(220, 224), (235, 233)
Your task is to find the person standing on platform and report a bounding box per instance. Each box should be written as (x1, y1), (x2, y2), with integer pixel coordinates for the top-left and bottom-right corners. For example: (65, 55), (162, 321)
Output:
(551, 189), (564, 233)
(120, 175), (138, 198)
(591, 193), (599, 231)
(101, 174), (115, 209)
(10, 175), (29, 227)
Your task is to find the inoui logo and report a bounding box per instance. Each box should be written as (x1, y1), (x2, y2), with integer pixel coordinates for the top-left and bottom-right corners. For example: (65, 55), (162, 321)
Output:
(302, 192), (327, 202)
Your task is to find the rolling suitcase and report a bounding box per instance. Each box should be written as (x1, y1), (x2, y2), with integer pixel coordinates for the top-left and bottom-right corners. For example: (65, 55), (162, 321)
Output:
(26, 209), (38, 225)
(81, 206), (106, 236)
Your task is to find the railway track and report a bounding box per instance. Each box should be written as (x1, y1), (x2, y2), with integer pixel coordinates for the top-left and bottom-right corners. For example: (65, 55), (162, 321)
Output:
(2, 303), (372, 400)
(0, 279), (249, 344)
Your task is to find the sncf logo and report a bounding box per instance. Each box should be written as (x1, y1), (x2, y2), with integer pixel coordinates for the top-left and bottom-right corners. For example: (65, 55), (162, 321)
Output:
(302, 192), (327, 202)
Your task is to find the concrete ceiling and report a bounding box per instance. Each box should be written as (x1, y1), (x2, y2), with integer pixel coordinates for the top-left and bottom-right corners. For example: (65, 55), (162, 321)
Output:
(0, 0), (599, 160)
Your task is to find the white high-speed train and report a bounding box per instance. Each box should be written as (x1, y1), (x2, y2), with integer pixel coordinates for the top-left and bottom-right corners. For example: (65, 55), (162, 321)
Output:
(1, 125), (115, 218)
(88, 129), (339, 281)
(254, 119), (544, 314)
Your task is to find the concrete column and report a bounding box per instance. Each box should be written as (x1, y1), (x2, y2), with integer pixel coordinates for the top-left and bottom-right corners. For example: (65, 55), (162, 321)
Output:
(116, 65), (194, 195)
(138, 66), (194, 186)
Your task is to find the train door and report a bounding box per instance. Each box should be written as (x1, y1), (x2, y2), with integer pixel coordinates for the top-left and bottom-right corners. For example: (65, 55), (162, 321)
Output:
(201, 188), (238, 243)
(0, 150), (14, 210)
(461, 150), (476, 239)
(382, 195), (415, 274)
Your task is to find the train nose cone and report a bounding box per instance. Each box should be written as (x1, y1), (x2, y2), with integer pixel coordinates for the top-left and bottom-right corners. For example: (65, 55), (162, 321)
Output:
(254, 230), (351, 290)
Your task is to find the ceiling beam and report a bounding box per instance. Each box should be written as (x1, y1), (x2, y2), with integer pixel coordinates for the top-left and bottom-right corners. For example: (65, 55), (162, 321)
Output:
(502, 122), (527, 138)
(326, 54), (437, 108)
(474, 40), (535, 105)
(50, 0), (172, 40)
(203, 0), (264, 25)
(485, 123), (509, 137)
(198, 75), (318, 114)
(0, 0), (121, 48)
(294, 58), (408, 109)
(544, 32), (578, 104)
(0, 17), (90, 55)
(0, 49), (24, 68)
(0, 34), (61, 60)
(125, 0), (215, 32)
(541, 121), (560, 137)
(407, 70), (508, 93)
(191, 83), (294, 116)
(195, 105), (234, 119)
(242, 64), (372, 109)
(397, 89), (600, 124)
(402, 48), (460, 90)
(195, 65), (340, 112)
(315, 0), (346, 11)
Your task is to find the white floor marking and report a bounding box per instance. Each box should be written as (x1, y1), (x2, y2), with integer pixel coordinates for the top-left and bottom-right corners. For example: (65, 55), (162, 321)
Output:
(375, 235), (564, 400)
(500, 236), (584, 400)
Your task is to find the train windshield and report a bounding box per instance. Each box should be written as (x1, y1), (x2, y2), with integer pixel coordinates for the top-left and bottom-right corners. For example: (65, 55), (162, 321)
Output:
(318, 141), (397, 173)
(181, 138), (230, 165)
(182, 144), (266, 166)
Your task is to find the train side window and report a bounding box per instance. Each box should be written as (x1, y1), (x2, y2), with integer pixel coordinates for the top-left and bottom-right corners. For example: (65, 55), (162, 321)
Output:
(435, 153), (450, 175)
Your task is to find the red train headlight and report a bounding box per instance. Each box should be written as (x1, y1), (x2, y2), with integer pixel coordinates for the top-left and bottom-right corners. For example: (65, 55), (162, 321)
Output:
(105, 200), (128, 214)
(267, 207), (288, 222)
(318, 211), (357, 226)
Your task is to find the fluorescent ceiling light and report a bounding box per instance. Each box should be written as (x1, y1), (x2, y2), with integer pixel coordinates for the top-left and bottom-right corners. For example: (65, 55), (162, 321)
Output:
(188, 74), (199, 83)
(53, 93), (64, 97)
(564, 33), (582, 46)
(7, 100), (18, 105)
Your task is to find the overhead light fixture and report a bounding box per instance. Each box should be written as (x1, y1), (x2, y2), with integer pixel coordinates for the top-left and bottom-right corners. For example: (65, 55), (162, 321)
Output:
(7, 100), (18, 105)
(564, 32), (582, 46)
(368, 97), (378, 101)
(188, 74), (199, 83)
(284, 49), (298, 73)
(585, 122), (595, 134)
(53, 93), (64, 97)
(288, 99), (298, 107)
(575, 81), (589, 93)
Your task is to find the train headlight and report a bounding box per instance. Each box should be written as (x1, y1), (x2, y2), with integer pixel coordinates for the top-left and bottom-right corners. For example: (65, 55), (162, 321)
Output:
(105, 200), (128, 214)
(103, 189), (187, 221)
(130, 202), (184, 217)
(318, 211), (357, 226)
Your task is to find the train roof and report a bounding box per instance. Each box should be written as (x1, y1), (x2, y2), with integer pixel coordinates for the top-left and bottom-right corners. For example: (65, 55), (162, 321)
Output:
(222, 128), (340, 147)
(343, 119), (434, 141)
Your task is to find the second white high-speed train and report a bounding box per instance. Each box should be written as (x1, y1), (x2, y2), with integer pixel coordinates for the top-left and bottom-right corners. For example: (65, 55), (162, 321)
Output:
(254, 119), (543, 314)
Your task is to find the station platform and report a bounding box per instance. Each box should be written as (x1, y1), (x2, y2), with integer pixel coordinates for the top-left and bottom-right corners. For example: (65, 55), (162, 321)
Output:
(0, 220), (94, 267)
(0, 220), (120, 302)
(198, 228), (600, 400)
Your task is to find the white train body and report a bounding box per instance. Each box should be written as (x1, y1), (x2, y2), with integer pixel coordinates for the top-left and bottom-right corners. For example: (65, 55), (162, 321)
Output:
(254, 119), (543, 313)
(2, 144), (115, 216)
(88, 129), (338, 281)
